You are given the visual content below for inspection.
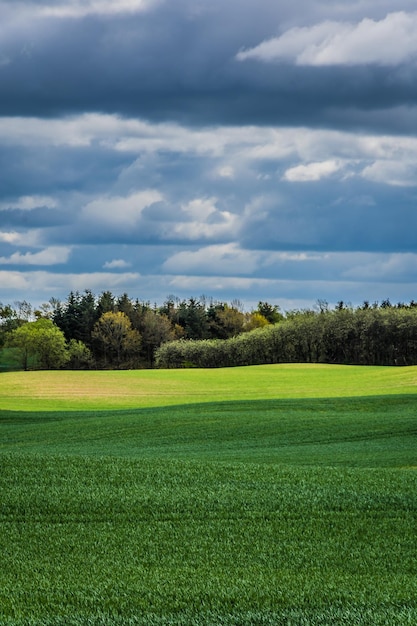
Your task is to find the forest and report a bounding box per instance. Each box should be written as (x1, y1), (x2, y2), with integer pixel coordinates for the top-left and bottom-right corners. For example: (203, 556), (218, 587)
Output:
(1, 291), (417, 370)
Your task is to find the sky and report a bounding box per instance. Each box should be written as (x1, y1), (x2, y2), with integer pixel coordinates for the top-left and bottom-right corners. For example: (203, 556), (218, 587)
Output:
(1, 0), (417, 312)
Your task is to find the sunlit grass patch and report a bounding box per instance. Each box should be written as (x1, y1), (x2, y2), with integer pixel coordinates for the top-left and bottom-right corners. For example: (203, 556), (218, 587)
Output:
(1, 363), (417, 411)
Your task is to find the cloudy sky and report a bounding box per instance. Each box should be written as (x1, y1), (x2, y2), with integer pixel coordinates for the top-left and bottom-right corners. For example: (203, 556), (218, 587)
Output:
(1, 0), (417, 311)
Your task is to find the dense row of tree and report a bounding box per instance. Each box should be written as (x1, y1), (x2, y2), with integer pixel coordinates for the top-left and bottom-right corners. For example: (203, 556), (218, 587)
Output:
(156, 302), (417, 368)
(2, 292), (417, 370)
(0, 291), (277, 369)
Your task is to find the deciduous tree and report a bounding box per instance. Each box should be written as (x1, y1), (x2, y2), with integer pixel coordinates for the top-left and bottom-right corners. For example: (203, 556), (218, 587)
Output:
(92, 311), (141, 367)
(140, 310), (176, 366)
(67, 339), (94, 369)
(6, 318), (69, 370)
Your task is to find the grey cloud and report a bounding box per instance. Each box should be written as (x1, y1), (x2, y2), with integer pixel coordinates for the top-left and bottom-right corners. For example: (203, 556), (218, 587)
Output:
(2, 111), (416, 257)
(0, 143), (129, 201)
(0, 207), (69, 229)
(2, 0), (417, 310)
(240, 181), (417, 254)
(0, 2), (416, 134)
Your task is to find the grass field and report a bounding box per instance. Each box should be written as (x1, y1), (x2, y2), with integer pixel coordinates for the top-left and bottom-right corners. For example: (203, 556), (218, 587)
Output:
(1, 364), (417, 625)
(2, 363), (417, 411)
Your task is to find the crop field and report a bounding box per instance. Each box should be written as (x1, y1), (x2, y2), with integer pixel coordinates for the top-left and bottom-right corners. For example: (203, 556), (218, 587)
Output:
(1, 364), (417, 625)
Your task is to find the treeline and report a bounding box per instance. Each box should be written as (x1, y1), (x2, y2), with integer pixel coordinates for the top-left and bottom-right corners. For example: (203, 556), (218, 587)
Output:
(2, 292), (417, 370)
(0, 291), (279, 370)
(156, 301), (417, 368)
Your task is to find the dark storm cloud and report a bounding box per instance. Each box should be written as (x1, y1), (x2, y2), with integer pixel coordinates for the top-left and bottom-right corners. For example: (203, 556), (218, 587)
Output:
(2, 0), (417, 309)
(0, 1), (416, 134)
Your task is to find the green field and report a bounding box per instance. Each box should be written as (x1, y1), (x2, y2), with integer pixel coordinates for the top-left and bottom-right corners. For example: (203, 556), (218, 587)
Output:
(1, 365), (417, 625)
(2, 363), (417, 411)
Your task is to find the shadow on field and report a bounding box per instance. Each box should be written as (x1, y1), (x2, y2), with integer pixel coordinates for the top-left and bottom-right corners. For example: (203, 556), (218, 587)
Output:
(1, 395), (416, 467)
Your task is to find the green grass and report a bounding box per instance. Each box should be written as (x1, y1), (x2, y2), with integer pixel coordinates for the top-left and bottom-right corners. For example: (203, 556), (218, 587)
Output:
(1, 395), (417, 466)
(1, 363), (417, 411)
(1, 365), (417, 625)
(1, 456), (416, 625)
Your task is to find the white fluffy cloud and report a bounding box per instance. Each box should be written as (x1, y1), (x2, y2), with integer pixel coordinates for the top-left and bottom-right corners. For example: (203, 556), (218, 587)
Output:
(237, 11), (417, 66)
(2, 114), (417, 184)
(83, 190), (163, 227)
(181, 198), (220, 221)
(163, 245), (330, 277)
(163, 243), (260, 275)
(0, 230), (43, 247)
(283, 160), (344, 182)
(103, 259), (132, 269)
(361, 161), (417, 186)
(168, 199), (239, 242)
(14, 0), (160, 19)
(0, 246), (71, 266)
(342, 253), (417, 281)
(0, 232), (21, 244)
